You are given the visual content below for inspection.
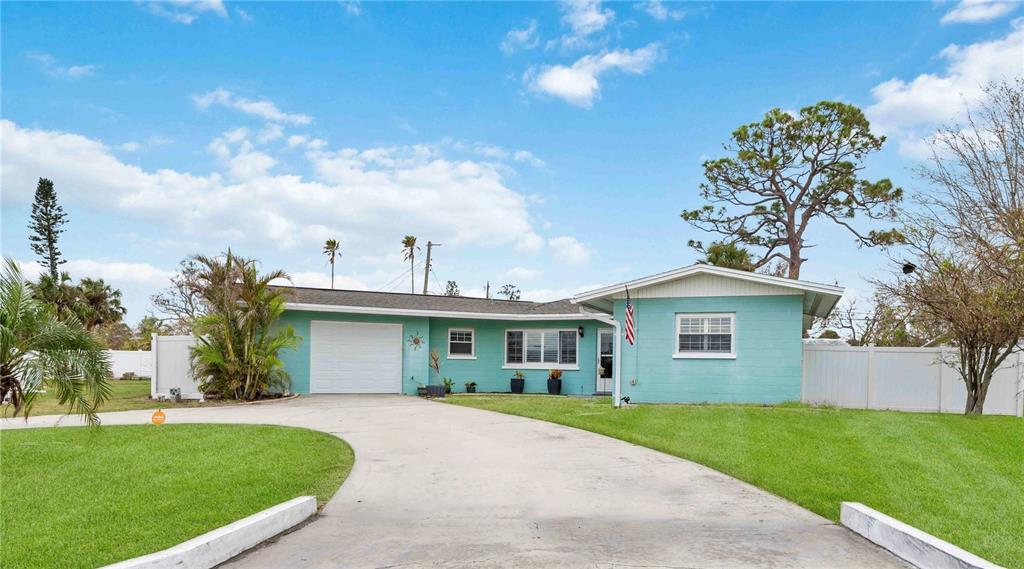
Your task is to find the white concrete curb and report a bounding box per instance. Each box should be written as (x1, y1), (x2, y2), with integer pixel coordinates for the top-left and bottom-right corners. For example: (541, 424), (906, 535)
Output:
(840, 502), (1004, 569)
(101, 496), (317, 569)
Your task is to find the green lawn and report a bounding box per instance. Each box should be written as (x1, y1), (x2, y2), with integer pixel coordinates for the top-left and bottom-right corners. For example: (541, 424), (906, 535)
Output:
(445, 395), (1024, 567)
(1, 424), (354, 569)
(1, 379), (233, 419)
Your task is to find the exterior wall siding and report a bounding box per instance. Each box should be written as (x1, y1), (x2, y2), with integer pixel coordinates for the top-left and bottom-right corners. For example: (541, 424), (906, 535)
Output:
(428, 318), (602, 395)
(277, 310), (430, 395)
(615, 295), (804, 404)
(611, 273), (801, 299)
(278, 310), (599, 396)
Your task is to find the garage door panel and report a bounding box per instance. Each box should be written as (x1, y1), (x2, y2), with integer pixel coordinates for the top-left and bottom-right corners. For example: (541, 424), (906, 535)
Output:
(311, 321), (403, 394)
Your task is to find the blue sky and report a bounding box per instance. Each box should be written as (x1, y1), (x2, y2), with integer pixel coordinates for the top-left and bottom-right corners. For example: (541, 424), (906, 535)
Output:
(2, 0), (1022, 322)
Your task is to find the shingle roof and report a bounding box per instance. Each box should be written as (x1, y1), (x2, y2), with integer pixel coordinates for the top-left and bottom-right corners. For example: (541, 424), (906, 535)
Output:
(277, 286), (581, 316)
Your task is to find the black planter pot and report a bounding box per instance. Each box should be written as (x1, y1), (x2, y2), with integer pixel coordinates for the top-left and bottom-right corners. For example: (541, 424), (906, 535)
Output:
(510, 377), (525, 394)
(547, 378), (562, 395)
(466, 385), (477, 393)
(417, 386), (429, 397)
(426, 384), (446, 398)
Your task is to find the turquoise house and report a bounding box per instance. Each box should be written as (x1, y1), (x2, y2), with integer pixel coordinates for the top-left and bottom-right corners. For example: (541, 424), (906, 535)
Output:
(277, 264), (843, 405)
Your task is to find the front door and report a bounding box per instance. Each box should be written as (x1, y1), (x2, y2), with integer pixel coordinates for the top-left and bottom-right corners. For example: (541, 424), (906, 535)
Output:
(596, 328), (614, 394)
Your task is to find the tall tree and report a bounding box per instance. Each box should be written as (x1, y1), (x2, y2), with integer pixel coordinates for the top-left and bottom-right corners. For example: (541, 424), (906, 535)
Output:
(681, 102), (904, 279)
(28, 178), (69, 280)
(401, 235), (418, 294)
(497, 283), (521, 301)
(323, 239), (341, 290)
(443, 280), (460, 297)
(877, 80), (1024, 415)
(1, 259), (111, 424)
(151, 258), (205, 334)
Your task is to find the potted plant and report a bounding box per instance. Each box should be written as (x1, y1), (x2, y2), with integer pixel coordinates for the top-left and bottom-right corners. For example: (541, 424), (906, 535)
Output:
(510, 370), (525, 394)
(465, 381), (477, 393)
(547, 369), (563, 395)
(443, 377), (455, 394)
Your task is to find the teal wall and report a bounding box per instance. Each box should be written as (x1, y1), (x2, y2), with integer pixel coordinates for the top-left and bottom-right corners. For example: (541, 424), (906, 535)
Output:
(428, 318), (603, 395)
(277, 310), (430, 395)
(614, 295), (804, 404)
(277, 310), (599, 395)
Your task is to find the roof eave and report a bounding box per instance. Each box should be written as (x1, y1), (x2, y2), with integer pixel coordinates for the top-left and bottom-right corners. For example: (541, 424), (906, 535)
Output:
(572, 264), (844, 304)
(283, 302), (606, 321)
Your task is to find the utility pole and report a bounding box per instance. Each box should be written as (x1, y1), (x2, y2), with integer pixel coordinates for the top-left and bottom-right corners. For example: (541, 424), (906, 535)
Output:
(422, 241), (441, 294)
(485, 281), (490, 299)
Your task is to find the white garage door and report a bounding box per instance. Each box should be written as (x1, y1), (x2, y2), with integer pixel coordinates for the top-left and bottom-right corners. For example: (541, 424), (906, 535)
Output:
(310, 321), (403, 394)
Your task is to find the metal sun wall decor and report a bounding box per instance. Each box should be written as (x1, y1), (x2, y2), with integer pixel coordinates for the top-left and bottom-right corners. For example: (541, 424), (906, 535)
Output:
(407, 331), (425, 350)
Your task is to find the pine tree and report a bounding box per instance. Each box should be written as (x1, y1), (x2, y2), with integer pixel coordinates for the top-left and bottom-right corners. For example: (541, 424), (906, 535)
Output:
(28, 178), (68, 280)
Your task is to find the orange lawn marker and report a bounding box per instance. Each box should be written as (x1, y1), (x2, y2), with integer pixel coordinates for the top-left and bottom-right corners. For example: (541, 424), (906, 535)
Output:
(151, 409), (166, 425)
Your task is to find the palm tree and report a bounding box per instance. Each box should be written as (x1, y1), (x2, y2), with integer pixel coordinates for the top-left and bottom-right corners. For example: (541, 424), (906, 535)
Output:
(323, 239), (341, 290)
(703, 241), (755, 272)
(189, 251), (299, 401)
(75, 277), (127, 329)
(0, 258), (111, 424)
(401, 235), (418, 294)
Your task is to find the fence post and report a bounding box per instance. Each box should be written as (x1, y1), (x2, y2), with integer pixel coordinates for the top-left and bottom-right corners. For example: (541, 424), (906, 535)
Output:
(1017, 349), (1023, 418)
(937, 350), (945, 414)
(150, 333), (158, 399)
(866, 344), (876, 410)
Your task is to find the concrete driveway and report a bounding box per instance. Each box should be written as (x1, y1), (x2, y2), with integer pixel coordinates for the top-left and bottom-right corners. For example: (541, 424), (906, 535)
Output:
(3, 395), (905, 568)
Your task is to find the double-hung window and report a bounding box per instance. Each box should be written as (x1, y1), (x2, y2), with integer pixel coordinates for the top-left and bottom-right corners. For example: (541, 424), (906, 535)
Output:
(674, 313), (736, 358)
(505, 329), (578, 369)
(448, 328), (475, 359)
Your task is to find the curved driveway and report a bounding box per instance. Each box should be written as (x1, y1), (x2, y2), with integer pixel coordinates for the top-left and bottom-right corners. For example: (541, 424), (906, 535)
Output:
(3, 395), (905, 568)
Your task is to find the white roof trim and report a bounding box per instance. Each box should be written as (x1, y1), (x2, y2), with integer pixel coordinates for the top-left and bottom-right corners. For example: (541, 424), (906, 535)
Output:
(284, 302), (603, 321)
(571, 264), (844, 304)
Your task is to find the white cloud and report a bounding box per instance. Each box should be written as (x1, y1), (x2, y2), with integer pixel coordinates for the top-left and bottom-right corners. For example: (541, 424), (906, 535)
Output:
(517, 283), (606, 302)
(341, 1), (364, 16)
(118, 142), (141, 152)
(548, 236), (592, 264)
(1, 119), (547, 255)
(941, 0), (1018, 24)
(866, 19), (1024, 156)
(257, 123), (284, 143)
(192, 88), (313, 125)
(17, 259), (175, 285)
(506, 267), (542, 281)
(144, 0), (227, 25)
(463, 142), (546, 167)
(527, 43), (661, 108)
(555, 0), (616, 50)
(235, 7), (253, 22)
(636, 0), (685, 21)
(272, 272), (369, 290)
(26, 52), (99, 79)
(207, 128), (278, 181)
(512, 150), (546, 168)
(501, 20), (540, 54)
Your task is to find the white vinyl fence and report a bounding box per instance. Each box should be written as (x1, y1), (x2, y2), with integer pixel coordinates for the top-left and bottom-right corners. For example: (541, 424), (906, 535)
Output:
(151, 335), (203, 400)
(802, 344), (1024, 416)
(107, 350), (154, 378)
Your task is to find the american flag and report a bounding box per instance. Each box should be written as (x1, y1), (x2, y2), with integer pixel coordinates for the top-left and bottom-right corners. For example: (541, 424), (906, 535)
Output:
(624, 285), (635, 346)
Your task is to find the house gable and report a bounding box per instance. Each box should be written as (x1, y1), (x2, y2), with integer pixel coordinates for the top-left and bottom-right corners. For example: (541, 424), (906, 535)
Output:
(610, 272), (801, 299)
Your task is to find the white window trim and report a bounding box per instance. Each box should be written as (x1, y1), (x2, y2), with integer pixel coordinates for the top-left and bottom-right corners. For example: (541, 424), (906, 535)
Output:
(447, 327), (476, 360)
(672, 312), (737, 359)
(503, 328), (580, 371)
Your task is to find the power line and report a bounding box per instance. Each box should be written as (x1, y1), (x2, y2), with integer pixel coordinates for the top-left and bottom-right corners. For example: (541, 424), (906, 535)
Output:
(378, 259), (425, 292)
